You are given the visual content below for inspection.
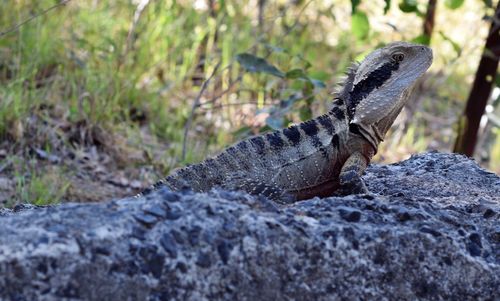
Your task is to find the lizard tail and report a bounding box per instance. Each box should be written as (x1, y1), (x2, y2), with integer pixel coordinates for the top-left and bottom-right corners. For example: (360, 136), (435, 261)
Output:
(167, 162), (222, 192)
(137, 166), (201, 197)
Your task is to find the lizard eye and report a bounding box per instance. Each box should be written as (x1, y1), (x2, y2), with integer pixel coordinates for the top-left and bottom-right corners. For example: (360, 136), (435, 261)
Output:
(392, 53), (405, 62)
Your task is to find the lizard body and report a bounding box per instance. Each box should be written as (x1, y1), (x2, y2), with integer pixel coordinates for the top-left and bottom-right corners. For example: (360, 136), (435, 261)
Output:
(140, 42), (433, 203)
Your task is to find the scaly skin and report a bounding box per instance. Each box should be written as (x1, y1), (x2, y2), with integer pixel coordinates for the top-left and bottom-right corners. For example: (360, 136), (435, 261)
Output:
(140, 42), (433, 203)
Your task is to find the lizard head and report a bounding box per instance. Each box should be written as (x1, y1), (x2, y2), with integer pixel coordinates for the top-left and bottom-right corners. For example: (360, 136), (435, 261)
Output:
(340, 42), (433, 148)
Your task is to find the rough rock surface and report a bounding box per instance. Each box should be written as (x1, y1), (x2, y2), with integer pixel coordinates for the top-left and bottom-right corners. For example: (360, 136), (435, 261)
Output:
(0, 152), (498, 300)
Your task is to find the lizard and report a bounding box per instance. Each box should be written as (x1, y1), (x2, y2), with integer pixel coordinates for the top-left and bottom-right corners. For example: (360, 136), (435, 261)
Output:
(139, 42), (433, 203)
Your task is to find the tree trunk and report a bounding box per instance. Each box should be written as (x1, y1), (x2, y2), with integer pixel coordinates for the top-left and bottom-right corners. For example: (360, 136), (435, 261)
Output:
(423, 0), (437, 43)
(453, 1), (500, 156)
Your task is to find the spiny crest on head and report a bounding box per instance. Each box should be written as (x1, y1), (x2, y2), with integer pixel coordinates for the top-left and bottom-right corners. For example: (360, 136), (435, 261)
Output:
(332, 42), (409, 121)
(332, 62), (359, 103)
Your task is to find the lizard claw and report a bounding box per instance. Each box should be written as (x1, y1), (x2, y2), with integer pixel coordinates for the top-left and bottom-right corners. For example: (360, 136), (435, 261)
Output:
(338, 171), (369, 195)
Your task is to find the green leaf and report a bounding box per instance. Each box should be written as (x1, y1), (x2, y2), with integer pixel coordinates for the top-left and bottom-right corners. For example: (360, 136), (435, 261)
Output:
(383, 0), (391, 14)
(285, 69), (308, 79)
(264, 44), (287, 53)
(308, 71), (330, 81)
(297, 55), (313, 70)
(299, 105), (313, 121)
(290, 79), (306, 91)
(282, 94), (302, 107)
(351, 0), (361, 14)
(285, 69), (325, 89)
(310, 79), (326, 88)
(399, 0), (418, 13)
(236, 53), (285, 78)
(495, 72), (500, 88)
(351, 12), (370, 40)
(482, 0), (493, 8)
(411, 34), (431, 46)
(438, 31), (462, 57)
(232, 126), (252, 139)
(445, 0), (464, 9)
(303, 81), (314, 96)
(483, 48), (497, 60)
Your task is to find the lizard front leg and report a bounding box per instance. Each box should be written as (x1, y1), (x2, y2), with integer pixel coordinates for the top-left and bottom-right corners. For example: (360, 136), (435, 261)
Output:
(338, 151), (369, 195)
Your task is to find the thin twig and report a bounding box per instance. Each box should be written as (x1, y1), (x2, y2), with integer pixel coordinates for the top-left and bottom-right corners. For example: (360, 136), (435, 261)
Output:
(181, 61), (222, 161)
(199, 74), (243, 106)
(198, 101), (261, 111)
(121, 0), (151, 68)
(0, 0), (71, 37)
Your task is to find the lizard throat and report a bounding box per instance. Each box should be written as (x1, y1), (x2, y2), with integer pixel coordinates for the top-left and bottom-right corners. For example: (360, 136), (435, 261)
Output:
(349, 123), (381, 154)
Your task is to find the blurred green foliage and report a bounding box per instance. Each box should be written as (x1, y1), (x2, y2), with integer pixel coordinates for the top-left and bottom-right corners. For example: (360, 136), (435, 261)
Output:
(0, 0), (498, 200)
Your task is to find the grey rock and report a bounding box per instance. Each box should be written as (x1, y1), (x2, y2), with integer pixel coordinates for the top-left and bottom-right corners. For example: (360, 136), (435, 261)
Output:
(0, 152), (498, 300)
